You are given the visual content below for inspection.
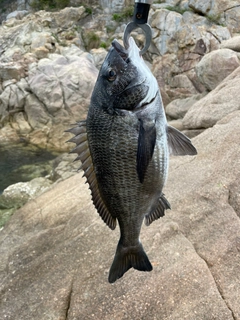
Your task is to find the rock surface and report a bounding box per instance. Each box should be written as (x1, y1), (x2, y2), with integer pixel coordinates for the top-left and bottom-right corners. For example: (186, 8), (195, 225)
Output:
(0, 110), (240, 319)
(0, 177), (52, 209)
(183, 66), (240, 129)
(1, 4), (240, 150)
(195, 49), (240, 91)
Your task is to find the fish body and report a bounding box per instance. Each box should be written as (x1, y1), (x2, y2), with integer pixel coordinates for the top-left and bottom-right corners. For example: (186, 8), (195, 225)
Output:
(68, 38), (197, 283)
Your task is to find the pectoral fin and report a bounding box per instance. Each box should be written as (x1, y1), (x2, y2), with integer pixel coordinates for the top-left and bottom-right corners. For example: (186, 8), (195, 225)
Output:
(167, 125), (197, 156)
(137, 119), (156, 183)
(67, 121), (116, 230)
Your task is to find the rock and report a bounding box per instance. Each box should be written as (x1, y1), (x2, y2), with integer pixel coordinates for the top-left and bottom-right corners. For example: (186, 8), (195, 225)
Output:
(0, 51), (98, 150)
(52, 6), (86, 29)
(183, 66), (240, 129)
(221, 36), (240, 52)
(0, 177), (52, 210)
(182, 128), (205, 138)
(224, 5), (240, 33)
(0, 62), (25, 81)
(11, 112), (32, 134)
(51, 153), (80, 182)
(26, 52), (97, 149)
(167, 119), (185, 131)
(188, 0), (211, 15)
(6, 10), (29, 20)
(189, 0), (240, 33)
(0, 110), (240, 319)
(150, 8), (231, 101)
(100, 0), (127, 13)
(28, 53), (98, 118)
(90, 47), (108, 69)
(195, 48), (240, 91)
(166, 93), (205, 120)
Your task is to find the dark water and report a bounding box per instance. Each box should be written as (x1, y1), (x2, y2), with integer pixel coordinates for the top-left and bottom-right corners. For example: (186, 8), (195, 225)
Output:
(0, 142), (60, 194)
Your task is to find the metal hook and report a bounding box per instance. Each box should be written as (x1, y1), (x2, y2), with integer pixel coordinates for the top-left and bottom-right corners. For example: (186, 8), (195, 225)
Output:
(123, 21), (152, 56)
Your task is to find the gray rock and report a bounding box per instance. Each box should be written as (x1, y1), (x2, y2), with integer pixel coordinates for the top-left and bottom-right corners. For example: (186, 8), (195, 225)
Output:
(6, 10), (28, 20)
(221, 36), (240, 52)
(0, 110), (240, 319)
(0, 62), (25, 81)
(100, 0), (126, 13)
(150, 8), (231, 101)
(166, 94), (205, 120)
(52, 6), (87, 29)
(183, 66), (240, 129)
(225, 5), (240, 33)
(51, 153), (80, 182)
(0, 177), (52, 210)
(90, 48), (108, 69)
(195, 48), (240, 91)
(167, 119), (185, 131)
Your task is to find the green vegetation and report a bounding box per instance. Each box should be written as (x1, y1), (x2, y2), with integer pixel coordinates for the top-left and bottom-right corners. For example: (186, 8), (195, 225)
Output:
(85, 7), (92, 15)
(112, 6), (134, 22)
(100, 42), (107, 49)
(83, 31), (101, 50)
(30, 0), (70, 11)
(205, 13), (224, 26)
(165, 5), (191, 15)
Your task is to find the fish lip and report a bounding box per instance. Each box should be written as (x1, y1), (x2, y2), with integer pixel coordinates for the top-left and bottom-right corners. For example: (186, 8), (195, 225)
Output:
(112, 38), (140, 62)
(112, 39), (128, 61)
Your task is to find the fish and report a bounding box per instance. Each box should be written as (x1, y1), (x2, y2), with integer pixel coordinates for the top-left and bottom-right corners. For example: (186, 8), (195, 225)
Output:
(68, 37), (197, 283)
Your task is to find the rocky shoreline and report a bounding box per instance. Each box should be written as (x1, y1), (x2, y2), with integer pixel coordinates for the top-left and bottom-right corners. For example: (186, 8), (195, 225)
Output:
(1, 2), (240, 221)
(1, 2), (240, 151)
(0, 2), (240, 318)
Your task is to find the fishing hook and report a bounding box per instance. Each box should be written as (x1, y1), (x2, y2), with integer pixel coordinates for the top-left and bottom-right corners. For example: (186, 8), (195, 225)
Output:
(123, 0), (153, 55)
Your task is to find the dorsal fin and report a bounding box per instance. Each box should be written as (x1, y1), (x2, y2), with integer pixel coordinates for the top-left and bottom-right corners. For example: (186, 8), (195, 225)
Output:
(144, 194), (171, 226)
(67, 121), (116, 230)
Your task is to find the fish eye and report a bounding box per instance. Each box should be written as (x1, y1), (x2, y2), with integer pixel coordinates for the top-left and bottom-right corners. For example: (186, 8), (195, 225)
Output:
(107, 68), (117, 82)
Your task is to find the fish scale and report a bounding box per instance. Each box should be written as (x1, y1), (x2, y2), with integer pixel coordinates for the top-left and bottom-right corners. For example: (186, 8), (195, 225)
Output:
(68, 37), (197, 283)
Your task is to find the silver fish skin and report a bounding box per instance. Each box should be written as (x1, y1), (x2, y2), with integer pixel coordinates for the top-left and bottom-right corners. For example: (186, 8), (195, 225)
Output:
(68, 37), (197, 283)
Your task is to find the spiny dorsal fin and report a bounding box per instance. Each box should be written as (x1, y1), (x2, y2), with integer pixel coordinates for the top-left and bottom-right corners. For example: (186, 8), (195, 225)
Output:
(167, 125), (197, 156)
(68, 122), (116, 230)
(144, 194), (171, 226)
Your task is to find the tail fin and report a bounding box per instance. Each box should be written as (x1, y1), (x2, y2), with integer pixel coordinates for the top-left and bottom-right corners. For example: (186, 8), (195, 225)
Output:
(108, 241), (152, 283)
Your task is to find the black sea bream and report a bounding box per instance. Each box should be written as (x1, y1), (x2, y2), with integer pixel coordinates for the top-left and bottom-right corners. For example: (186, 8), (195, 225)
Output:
(68, 37), (197, 283)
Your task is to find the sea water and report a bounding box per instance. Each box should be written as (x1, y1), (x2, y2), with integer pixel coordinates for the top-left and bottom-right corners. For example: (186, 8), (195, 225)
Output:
(0, 142), (60, 194)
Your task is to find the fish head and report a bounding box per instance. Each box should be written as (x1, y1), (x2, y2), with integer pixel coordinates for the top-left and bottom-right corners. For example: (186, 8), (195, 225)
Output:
(91, 37), (159, 113)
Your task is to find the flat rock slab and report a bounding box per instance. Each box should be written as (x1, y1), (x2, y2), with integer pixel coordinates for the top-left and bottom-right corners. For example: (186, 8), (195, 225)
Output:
(1, 111), (240, 319)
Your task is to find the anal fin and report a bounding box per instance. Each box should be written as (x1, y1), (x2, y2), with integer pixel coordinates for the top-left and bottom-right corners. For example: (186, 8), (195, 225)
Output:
(145, 194), (171, 226)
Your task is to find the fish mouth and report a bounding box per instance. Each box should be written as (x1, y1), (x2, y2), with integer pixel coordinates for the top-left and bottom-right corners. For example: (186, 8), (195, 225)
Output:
(112, 37), (140, 61)
(112, 39), (129, 61)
